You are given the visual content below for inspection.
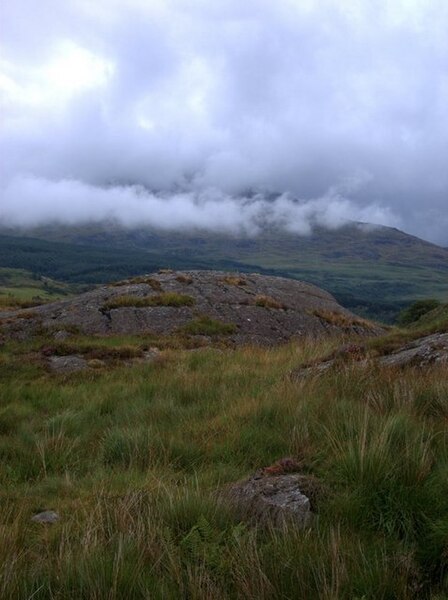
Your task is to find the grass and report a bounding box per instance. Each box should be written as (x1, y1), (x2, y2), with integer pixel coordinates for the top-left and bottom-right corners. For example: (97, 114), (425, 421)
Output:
(103, 292), (195, 310)
(222, 275), (247, 286)
(312, 308), (376, 331)
(109, 276), (163, 290)
(255, 295), (287, 309)
(1, 327), (448, 597)
(180, 316), (238, 336)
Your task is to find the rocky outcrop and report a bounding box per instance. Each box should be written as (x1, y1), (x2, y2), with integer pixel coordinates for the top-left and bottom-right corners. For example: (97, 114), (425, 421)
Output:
(378, 333), (448, 368)
(0, 270), (381, 345)
(291, 332), (448, 379)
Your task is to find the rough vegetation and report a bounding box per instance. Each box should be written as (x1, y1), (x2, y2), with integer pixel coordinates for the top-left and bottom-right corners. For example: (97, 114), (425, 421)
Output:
(2, 273), (448, 598)
(2, 323), (448, 598)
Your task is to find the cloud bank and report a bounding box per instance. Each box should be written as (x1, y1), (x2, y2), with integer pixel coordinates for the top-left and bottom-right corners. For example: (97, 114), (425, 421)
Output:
(1, 0), (447, 242)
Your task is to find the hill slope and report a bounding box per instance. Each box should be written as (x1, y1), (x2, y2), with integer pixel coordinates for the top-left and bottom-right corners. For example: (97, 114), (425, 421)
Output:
(1, 222), (448, 321)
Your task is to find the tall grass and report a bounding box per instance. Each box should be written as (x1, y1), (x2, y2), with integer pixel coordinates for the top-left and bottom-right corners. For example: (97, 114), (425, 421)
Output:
(1, 333), (448, 597)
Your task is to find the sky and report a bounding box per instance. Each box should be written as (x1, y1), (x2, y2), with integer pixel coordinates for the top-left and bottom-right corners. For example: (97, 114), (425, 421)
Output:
(1, 0), (447, 243)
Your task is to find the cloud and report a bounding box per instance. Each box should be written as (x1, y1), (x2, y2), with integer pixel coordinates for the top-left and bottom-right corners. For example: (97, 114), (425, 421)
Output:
(1, 175), (400, 235)
(0, 0), (447, 242)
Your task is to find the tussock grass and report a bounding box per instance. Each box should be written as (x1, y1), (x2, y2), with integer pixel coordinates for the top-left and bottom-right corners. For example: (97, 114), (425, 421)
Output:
(312, 308), (376, 330)
(1, 332), (448, 597)
(109, 276), (163, 290)
(222, 275), (247, 286)
(103, 292), (195, 310)
(255, 295), (287, 309)
(180, 316), (237, 336)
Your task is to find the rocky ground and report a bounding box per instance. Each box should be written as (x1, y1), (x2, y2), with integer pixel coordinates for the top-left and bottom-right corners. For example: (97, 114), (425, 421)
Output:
(0, 270), (381, 345)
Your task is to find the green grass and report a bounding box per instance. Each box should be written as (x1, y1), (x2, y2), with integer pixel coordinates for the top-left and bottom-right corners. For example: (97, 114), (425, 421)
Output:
(1, 329), (448, 597)
(180, 316), (237, 336)
(103, 292), (195, 310)
(0, 267), (81, 309)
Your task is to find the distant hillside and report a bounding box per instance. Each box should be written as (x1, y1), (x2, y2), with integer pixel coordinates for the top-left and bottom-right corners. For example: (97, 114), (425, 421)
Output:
(1, 222), (448, 322)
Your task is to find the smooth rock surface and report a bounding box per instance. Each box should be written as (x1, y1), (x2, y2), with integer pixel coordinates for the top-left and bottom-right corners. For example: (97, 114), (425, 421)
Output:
(0, 270), (382, 345)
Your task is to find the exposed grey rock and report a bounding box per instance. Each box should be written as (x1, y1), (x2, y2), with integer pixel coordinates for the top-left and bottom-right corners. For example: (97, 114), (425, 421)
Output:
(379, 333), (448, 368)
(223, 472), (312, 528)
(31, 510), (59, 524)
(291, 333), (448, 379)
(53, 329), (72, 341)
(48, 355), (89, 374)
(0, 271), (382, 345)
(290, 360), (335, 380)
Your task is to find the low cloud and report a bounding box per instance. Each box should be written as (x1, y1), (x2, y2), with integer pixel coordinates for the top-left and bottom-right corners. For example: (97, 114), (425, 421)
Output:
(0, 1), (447, 242)
(1, 175), (400, 235)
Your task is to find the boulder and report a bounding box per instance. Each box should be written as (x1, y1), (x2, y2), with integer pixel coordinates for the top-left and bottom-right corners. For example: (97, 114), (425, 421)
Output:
(223, 460), (313, 528)
(48, 355), (89, 374)
(31, 510), (59, 524)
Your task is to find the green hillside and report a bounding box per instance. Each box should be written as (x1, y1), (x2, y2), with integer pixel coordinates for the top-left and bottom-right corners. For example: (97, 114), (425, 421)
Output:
(1, 222), (448, 321)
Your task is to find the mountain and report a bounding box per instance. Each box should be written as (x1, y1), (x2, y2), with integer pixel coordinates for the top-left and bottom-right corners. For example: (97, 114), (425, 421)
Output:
(1, 222), (447, 322)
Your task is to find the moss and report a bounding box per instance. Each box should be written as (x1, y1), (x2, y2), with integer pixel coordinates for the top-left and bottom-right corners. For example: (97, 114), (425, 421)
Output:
(103, 293), (195, 310)
(109, 276), (162, 291)
(180, 316), (237, 336)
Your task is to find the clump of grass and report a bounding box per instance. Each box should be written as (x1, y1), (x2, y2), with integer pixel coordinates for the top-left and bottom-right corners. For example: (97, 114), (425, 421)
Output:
(312, 308), (375, 330)
(109, 276), (162, 290)
(0, 296), (46, 310)
(103, 293), (195, 310)
(222, 275), (247, 286)
(176, 274), (193, 284)
(255, 295), (287, 309)
(180, 316), (237, 336)
(42, 341), (144, 360)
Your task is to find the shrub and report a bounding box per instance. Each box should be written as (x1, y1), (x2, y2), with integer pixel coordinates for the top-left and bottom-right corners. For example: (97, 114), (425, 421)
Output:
(397, 299), (441, 326)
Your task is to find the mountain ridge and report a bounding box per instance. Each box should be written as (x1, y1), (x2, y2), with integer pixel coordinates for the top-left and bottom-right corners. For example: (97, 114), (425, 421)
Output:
(1, 221), (447, 322)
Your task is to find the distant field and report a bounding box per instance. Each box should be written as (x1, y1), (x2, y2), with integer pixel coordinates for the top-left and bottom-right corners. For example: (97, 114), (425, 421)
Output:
(0, 268), (83, 308)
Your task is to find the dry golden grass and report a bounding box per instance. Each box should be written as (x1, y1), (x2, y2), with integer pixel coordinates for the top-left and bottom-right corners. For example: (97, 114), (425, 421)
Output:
(255, 295), (287, 310)
(311, 308), (376, 330)
(221, 275), (247, 286)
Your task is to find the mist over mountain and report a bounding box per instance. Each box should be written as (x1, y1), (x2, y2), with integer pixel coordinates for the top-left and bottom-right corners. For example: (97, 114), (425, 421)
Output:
(1, 1), (448, 243)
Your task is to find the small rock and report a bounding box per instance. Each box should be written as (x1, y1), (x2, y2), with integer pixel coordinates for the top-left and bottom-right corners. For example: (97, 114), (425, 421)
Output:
(53, 330), (71, 341)
(48, 355), (89, 374)
(222, 471), (312, 528)
(31, 510), (59, 524)
(142, 347), (161, 361)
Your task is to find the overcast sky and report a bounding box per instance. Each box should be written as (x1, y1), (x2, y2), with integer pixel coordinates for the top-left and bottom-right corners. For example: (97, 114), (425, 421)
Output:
(1, 0), (447, 242)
